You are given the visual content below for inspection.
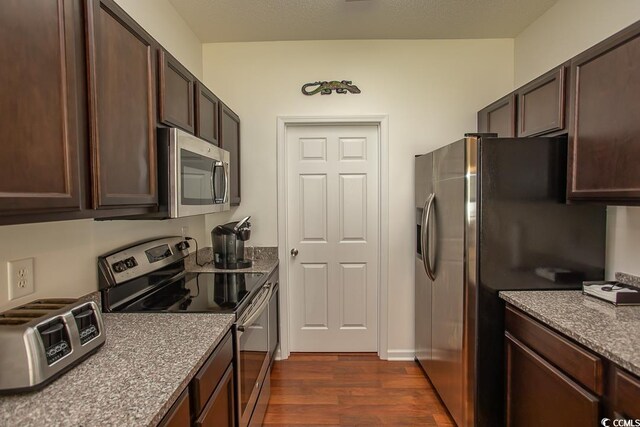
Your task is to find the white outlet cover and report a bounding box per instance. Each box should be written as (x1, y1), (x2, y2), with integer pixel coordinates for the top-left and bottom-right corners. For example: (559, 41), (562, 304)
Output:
(8, 258), (35, 300)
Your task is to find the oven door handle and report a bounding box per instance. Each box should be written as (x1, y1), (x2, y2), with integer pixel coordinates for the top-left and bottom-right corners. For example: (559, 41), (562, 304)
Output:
(237, 283), (272, 332)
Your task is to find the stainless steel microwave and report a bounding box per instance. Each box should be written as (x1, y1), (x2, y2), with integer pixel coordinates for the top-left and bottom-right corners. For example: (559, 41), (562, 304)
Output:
(158, 128), (230, 218)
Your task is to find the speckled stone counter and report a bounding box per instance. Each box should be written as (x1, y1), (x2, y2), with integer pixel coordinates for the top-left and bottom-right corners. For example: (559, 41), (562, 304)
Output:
(0, 312), (235, 426)
(185, 246), (279, 274)
(500, 290), (640, 376)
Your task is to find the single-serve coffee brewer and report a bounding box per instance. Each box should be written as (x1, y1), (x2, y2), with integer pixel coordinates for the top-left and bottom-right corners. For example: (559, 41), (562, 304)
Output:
(212, 216), (252, 269)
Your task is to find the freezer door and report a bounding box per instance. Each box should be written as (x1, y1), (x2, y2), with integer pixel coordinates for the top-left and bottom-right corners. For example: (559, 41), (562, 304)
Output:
(430, 139), (467, 427)
(414, 153), (434, 374)
(414, 255), (432, 374)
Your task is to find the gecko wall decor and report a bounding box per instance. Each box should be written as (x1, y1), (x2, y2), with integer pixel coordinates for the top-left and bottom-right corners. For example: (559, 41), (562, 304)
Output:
(301, 80), (361, 96)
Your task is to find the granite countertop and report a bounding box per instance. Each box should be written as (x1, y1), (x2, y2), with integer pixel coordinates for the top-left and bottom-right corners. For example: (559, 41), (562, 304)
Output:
(0, 312), (235, 426)
(185, 246), (279, 275)
(500, 290), (640, 376)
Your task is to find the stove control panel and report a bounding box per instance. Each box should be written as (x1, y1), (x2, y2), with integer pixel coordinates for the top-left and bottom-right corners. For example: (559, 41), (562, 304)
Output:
(98, 236), (191, 287)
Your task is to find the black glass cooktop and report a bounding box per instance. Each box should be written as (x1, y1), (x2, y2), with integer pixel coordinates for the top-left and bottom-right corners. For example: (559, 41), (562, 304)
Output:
(112, 272), (265, 315)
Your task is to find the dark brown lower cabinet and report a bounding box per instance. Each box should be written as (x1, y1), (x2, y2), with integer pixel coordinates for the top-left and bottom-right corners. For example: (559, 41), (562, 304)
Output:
(195, 365), (235, 427)
(611, 367), (640, 420)
(190, 331), (235, 426)
(505, 333), (600, 426)
(159, 388), (190, 427)
(505, 305), (640, 426)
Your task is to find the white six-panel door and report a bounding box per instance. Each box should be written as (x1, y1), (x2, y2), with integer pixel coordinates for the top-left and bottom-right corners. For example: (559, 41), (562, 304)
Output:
(287, 124), (379, 352)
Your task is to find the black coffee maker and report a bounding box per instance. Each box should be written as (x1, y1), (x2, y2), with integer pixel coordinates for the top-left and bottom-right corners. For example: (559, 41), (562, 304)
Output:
(211, 216), (252, 269)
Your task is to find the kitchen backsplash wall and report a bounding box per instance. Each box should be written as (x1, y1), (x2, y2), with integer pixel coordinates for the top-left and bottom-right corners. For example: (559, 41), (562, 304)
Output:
(201, 38), (515, 356)
(513, 0), (640, 278)
(0, 217), (208, 311)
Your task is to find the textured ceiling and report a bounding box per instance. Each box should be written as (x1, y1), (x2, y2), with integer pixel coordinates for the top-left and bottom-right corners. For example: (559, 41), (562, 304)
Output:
(168, 0), (558, 43)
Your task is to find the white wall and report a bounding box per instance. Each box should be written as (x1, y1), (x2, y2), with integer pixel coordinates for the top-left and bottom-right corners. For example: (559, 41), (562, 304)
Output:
(202, 39), (514, 355)
(515, 0), (640, 86)
(514, 0), (640, 278)
(114, 0), (203, 78)
(0, 0), (209, 311)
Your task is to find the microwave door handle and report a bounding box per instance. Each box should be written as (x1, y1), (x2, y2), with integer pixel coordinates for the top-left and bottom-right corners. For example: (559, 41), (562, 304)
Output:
(212, 161), (225, 203)
(222, 161), (229, 203)
(210, 161), (217, 204)
(237, 284), (272, 331)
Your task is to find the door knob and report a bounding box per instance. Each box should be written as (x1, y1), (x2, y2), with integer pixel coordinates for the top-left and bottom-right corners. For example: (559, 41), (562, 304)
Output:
(290, 248), (299, 257)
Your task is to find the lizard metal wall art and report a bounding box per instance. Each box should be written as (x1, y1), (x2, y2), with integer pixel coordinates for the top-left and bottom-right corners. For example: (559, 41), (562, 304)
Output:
(301, 80), (361, 96)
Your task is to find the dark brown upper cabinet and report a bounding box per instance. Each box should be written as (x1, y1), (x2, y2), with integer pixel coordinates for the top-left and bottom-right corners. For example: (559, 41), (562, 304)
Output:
(568, 21), (640, 203)
(516, 65), (567, 137)
(0, 0), (85, 218)
(477, 93), (516, 137)
(159, 50), (195, 133)
(195, 81), (220, 146)
(220, 103), (241, 205)
(85, 0), (159, 210)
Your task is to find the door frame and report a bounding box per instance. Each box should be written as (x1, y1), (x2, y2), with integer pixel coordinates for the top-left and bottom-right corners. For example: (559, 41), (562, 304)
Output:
(276, 115), (390, 360)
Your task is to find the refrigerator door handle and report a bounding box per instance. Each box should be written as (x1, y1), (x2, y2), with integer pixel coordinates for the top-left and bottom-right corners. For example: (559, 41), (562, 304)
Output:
(420, 196), (429, 261)
(423, 193), (436, 280)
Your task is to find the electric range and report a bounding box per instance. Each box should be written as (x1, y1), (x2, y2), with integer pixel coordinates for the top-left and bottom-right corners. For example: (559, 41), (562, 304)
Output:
(98, 236), (277, 427)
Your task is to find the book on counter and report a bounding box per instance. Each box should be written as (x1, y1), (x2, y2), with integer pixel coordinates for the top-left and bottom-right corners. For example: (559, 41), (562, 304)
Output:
(582, 281), (640, 306)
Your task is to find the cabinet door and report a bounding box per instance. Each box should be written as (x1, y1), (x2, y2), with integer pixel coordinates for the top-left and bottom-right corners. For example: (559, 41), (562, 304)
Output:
(611, 367), (640, 420)
(159, 50), (195, 133)
(219, 103), (241, 205)
(568, 21), (640, 202)
(0, 0), (83, 217)
(195, 81), (220, 146)
(85, 0), (158, 209)
(505, 333), (600, 427)
(477, 93), (516, 137)
(516, 66), (567, 137)
(158, 388), (190, 427)
(195, 365), (235, 427)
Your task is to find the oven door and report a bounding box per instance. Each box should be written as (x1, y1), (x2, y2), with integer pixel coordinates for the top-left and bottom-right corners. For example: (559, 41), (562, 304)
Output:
(169, 128), (230, 218)
(236, 283), (272, 427)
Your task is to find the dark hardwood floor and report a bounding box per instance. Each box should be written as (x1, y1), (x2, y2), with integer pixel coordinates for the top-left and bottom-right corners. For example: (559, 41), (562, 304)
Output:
(264, 353), (455, 426)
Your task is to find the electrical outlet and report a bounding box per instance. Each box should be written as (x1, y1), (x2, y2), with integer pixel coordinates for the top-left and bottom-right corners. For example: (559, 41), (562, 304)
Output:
(8, 258), (35, 300)
(181, 226), (190, 238)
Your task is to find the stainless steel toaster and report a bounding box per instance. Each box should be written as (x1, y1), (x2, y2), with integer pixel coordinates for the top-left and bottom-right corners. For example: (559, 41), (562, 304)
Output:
(0, 298), (105, 393)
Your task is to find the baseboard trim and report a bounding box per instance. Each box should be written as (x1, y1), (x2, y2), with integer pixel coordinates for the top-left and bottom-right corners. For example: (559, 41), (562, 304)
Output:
(384, 349), (415, 361)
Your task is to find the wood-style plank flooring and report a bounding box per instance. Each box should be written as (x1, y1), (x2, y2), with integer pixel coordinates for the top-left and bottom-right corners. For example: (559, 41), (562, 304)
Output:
(264, 353), (455, 426)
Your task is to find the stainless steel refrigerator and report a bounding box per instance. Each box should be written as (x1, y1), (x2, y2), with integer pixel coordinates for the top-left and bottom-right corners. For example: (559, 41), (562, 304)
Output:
(414, 135), (606, 427)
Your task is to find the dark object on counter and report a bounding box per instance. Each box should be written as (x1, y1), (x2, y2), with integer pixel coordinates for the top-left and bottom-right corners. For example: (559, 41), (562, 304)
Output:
(535, 267), (584, 283)
(583, 281), (640, 305)
(212, 216), (253, 269)
(0, 299), (105, 393)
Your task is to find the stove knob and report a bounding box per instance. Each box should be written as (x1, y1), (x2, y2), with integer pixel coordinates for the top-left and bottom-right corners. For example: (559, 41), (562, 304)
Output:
(124, 257), (138, 268)
(176, 241), (190, 251)
(112, 261), (127, 273)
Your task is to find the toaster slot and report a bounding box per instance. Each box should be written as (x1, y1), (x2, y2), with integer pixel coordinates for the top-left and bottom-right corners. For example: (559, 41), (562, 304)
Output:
(37, 319), (72, 365)
(73, 305), (100, 345)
